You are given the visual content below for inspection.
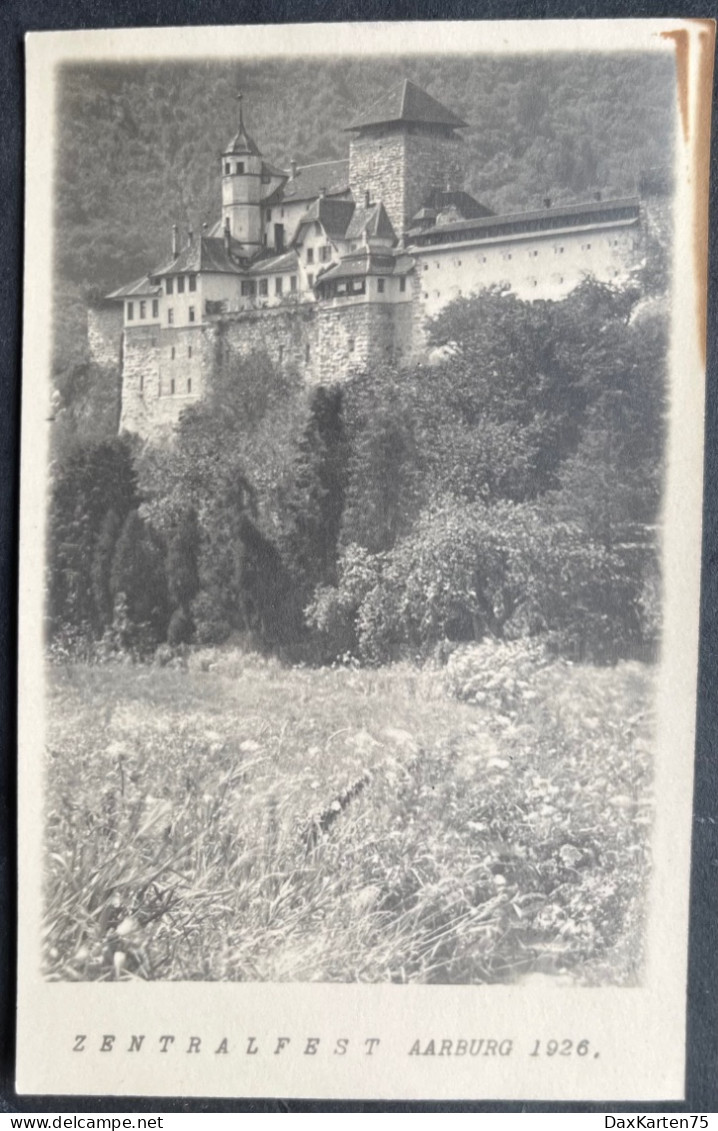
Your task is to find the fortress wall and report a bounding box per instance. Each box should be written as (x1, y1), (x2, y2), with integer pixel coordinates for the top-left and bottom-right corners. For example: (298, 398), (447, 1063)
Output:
(87, 303), (124, 373)
(211, 304), (317, 379)
(314, 300), (412, 385)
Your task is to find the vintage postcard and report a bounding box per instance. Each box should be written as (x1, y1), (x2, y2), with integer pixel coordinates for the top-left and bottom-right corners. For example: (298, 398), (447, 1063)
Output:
(17, 19), (713, 1100)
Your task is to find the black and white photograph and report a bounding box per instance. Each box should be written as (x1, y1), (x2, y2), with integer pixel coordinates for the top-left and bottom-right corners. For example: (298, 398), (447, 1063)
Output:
(16, 19), (712, 1100)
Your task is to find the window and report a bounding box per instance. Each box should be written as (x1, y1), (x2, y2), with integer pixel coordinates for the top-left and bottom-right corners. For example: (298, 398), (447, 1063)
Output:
(152, 299), (159, 318)
(224, 162), (231, 174)
(171, 346), (175, 360)
(241, 280), (256, 297)
(188, 345), (192, 358)
(320, 245), (331, 262)
(305, 343), (311, 363)
(307, 273), (314, 288)
(139, 374), (144, 393)
(290, 275), (297, 292)
(275, 277), (283, 296)
(189, 306), (195, 322)
(166, 278), (173, 295)
(555, 246), (564, 255)
(189, 275), (197, 292)
(377, 278), (385, 294)
(170, 378), (175, 395)
(236, 161), (244, 174)
(278, 345), (284, 364)
(502, 252), (512, 261)
(266, 209), (272, 221)
(529, 249), (538, 258)
(348, 337), (355, 353)
(127, 302), (134, 320)
(400, 277), (406, 292)
(307, 247), (314, 264)
(139, 300), (146, 319)
(177, 276), (185, 294)
(187, 378), (192, 393)
(168, 308), (174, 325)
(259, 279), (268, 296)
(423, 263), (429, 271)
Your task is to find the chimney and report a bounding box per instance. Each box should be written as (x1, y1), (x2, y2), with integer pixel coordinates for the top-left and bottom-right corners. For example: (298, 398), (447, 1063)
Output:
(364, 190), (371, 208)
(543, 196), (552, 209)
(172, 224), (179, 256)
(290, 159), (298, 179)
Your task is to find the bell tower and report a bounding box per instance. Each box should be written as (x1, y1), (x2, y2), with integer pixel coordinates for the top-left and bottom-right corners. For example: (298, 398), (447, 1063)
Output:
(221, 92), (263, 253)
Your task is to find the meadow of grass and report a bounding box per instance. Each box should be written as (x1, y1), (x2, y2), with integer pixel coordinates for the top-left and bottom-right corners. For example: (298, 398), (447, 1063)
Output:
(43, 644), (654, 984)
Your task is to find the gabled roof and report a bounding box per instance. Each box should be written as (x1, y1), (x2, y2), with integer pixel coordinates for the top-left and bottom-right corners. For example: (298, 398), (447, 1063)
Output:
(281, 159), (350, 203)
(248, 249), (299, 275)
(317, 248), (398, 282)
(420, 189), (494, 220)
(345, 79), (467, 132)
(106, 275), (162, 300)
(345, 200), (396, 242)
(149, 236), (248, 277)
(409, 196), (641, 246)
(294, 197), (356, 241)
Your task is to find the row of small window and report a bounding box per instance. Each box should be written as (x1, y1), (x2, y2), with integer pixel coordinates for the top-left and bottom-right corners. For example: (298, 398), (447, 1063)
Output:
(165, 275), (197, 296)
(306, 246), (332, 265)
(127, 299), (159, 320)
(241, 276), (298, 297)
(223, 161), (273, 184)
(425, 238), (625, 271)
(167, 307), (196, 324)
(138, 376), (193, 395)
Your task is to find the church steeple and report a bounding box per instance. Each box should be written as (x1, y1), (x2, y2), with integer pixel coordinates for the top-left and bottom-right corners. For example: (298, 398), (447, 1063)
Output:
(221, 92), (263, 251)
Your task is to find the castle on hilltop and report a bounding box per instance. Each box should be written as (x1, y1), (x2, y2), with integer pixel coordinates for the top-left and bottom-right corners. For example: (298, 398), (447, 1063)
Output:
(89, 79), (661, 440)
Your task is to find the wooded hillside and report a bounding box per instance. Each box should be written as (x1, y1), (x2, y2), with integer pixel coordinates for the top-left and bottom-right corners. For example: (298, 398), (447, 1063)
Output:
(53, 52), (676, 371)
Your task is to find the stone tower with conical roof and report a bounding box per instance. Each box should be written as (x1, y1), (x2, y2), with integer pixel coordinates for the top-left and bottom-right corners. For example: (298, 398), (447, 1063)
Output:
(221, 93), (264, 252)
(345, 78), (467, 243)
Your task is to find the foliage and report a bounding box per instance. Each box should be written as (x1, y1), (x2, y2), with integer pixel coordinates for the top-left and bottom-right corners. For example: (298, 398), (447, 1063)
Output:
(110, 509), (169, 651)
(47, 436), (140, 637)
(44, 653), (653, 984)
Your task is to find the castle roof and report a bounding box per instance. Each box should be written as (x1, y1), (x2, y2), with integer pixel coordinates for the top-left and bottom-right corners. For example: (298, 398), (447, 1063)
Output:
(409, 196), (641, 246)
(294, 197), (356, 240)
(345, 79), (467, 132)
(248, 249), (300, 275)
(345, 200), (396, 242)
(148, 235), (248, 278)
(419, 189), (494, 220)
(224, 98), (262, 157)
(281, 159), (350, 203)
(317, 248), (398, 281)
(106, 274), (162, 300)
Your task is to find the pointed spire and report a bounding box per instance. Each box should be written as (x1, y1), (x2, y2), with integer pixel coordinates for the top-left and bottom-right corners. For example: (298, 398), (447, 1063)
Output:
(224, 89), (261, 157)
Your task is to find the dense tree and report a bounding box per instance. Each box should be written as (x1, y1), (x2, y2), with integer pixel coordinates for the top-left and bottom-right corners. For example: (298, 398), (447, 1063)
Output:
(109, 509), (169, 649)
(47, 436), (139, 636)
(280, 385), (347, 599)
